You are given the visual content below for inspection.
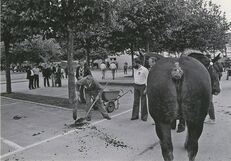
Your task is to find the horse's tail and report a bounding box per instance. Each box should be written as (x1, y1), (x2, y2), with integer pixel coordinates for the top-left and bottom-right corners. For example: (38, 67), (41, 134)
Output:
(171, 62), (184, 121)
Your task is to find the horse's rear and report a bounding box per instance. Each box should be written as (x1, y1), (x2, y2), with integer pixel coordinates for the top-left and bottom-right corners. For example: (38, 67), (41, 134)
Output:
(147, 56), (211, 161)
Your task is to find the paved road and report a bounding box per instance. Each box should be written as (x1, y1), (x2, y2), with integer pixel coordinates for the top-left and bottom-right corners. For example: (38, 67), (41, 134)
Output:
(1, 73), (231, 161)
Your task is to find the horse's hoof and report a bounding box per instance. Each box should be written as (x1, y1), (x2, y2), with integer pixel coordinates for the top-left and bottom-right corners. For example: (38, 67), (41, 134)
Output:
(177, 125), (185, 133)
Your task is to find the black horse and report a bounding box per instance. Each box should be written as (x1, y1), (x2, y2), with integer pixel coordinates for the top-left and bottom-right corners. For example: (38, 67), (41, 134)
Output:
(147, 54), (221, 161)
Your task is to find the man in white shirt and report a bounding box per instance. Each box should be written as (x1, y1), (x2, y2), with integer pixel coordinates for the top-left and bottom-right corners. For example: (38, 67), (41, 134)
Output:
(109, 62), (117, 80)
(100, 61), (107, 79)
(131, 58), (149, 121)
(33, 65), (40, 88)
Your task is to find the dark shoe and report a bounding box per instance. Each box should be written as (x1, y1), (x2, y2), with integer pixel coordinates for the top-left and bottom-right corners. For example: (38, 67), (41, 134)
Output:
(103, 115), (111, 120)
(141, 118), (147, 121)
(86, 116), (91, 121)
(131, 117), (138, 120)
(177, 125), (185, 133)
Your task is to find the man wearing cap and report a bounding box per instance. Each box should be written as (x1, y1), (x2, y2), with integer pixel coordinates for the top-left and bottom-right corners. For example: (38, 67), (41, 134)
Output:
(131, 58), (149, 121)
(76, 58), (92, 103)
(76, 75), (111, 121)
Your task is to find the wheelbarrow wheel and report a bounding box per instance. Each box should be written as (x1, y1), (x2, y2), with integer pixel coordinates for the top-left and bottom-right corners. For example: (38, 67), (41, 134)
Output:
(106, 101), (115, 113)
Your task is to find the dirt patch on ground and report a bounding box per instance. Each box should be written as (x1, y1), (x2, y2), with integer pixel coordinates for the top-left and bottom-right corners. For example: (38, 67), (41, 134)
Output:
(89, 126), (131, 149)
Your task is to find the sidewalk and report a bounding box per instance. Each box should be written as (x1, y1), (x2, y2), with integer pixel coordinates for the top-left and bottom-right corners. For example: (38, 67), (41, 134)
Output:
(0, 69), (134, 85)
(1, 70), (134, 99)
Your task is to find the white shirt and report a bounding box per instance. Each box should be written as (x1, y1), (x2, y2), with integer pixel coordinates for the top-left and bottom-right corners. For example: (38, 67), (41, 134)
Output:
(134, 66), (149, 85)
(33, 67), (40, 75)
(110, 63), (116, 70)
(100, 63), (106, 70)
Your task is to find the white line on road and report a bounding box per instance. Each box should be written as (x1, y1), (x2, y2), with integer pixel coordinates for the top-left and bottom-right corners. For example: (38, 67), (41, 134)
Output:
(1, 96), (72, 111)
(0, 137), (23, 150)
(0, 109), (132, 159)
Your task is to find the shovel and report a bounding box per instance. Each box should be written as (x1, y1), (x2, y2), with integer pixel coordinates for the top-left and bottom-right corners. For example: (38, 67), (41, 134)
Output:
(75, 92), (101, 124)
(75, 81), (109, 124)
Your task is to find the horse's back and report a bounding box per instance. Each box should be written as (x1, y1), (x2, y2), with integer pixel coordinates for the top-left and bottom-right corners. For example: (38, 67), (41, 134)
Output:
(147, 56), (211, 123)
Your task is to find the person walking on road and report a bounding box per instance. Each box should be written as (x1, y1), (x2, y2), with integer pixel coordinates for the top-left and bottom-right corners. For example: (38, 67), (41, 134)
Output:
(76, 58), (92, 103)
(109, 61), (117, 80)
(131, 58), (149, 121)
(76, 75), (111, 121)
(100, 61), (107, 79)
(33, 65), (40, 88)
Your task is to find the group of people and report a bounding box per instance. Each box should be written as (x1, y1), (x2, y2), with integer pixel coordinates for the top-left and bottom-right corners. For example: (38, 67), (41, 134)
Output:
(26, 63), (67, 90)
(100, 61), (129, 80)
(42, 64), (66, 87)
(26, 65), (40, 90)
(75, 57), (156, 123)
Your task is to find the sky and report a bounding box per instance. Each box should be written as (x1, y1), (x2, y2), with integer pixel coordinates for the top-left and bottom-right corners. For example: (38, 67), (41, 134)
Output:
(209, 0), (231, 22)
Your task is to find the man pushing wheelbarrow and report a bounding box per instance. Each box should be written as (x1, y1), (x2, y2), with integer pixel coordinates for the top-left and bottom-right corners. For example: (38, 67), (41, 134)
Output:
(75, 75), (111, 122)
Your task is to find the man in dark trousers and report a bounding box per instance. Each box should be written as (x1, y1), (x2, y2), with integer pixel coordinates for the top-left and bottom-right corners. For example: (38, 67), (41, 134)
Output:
(33, 65), (40, 88)
(131, 58), (149, 121)
(42, 64), (51, 87)
(76, 58), (92, 103)
(77, 75), (111, 121)
(26, 66), (34, 90)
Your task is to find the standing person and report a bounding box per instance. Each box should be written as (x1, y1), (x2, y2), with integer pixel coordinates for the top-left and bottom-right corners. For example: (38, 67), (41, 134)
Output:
(33, 65), (40, 88)
(131, 58), (149, 121)
(204, 54), (216, 124)
(51, 64), (56, 87)
(61, 67), (65, 79)
(124, 62), (128, 74)
(76, 75), (111, 121)
(76, 58), (92, 103)
(26, 66), (34, 90)
(115, 60), (118, 72)
(42, 64), (50, 87)
(109, 61), (117, 80)
(100, 61), (107, 79)
(55, 65), (62, 87)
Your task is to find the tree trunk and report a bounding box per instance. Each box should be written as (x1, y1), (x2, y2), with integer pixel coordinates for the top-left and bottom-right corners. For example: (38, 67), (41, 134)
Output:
(4, 40), (12, 93)
(131, 45), (134, 77)
(67, 26), (78, 120)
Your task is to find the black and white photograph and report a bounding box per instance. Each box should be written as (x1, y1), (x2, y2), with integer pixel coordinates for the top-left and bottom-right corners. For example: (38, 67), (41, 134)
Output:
(1, 0), (231, 161)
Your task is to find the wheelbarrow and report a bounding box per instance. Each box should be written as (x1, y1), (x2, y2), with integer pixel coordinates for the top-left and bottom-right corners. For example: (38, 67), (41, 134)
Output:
(102, 89), (132, 113)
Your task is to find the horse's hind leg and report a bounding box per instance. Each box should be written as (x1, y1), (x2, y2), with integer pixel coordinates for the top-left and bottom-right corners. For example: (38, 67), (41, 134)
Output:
(185, 122), (204, 161)
(155, 122), (174, 161)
